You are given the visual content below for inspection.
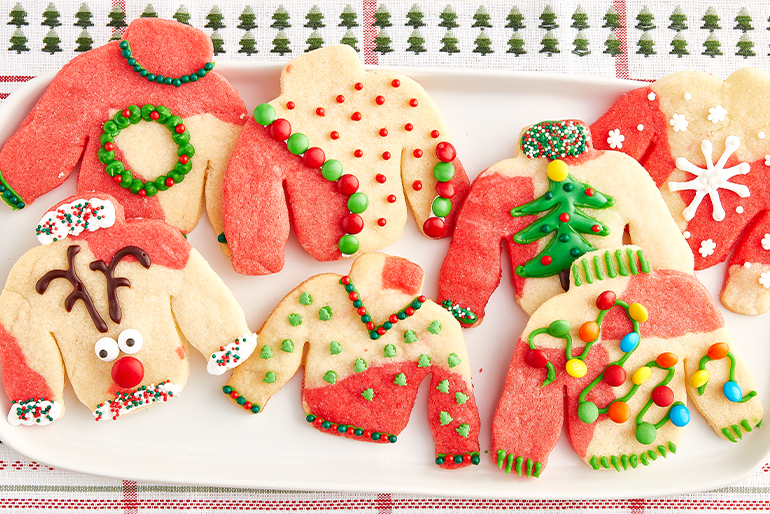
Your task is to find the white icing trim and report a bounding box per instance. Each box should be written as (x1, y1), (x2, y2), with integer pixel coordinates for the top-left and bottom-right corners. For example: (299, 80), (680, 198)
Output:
(7, 398), (62, 426)
(207, 332), (258, 375)
(36, 198), (116, 245)
(93, 381), (181, 421)
(669, 113), (688, 132)
(707, 105), (727, 123)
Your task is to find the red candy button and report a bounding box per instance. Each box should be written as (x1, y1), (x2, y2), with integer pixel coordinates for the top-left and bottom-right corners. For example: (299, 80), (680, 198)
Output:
(423, 217), (446, 238)
(111, 356), (144, 389)
(337, 174), (359, 195)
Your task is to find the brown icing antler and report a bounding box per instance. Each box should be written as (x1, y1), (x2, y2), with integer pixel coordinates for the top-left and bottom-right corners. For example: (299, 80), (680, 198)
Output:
(89, 246), (151, 324)
(36, 245), (108, 333)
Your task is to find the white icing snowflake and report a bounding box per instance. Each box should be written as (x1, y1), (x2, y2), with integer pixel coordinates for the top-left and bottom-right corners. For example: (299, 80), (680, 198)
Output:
(668, 136), (751, 221)
(699, 239), (717, 257)
(708, 105), (727, 123)
(607, 129), (625, 149)
(762, 233), (770, 250)
(760, 272), (770, 289)
(648, 92), (656, 101)
(670, 113), (688, 132)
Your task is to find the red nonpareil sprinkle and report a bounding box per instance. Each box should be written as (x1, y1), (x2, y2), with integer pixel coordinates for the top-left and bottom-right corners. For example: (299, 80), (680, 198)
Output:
(113, 175), (122, 183)
(389, 315), (398, 323)
(376, 96), (385, 105)
(541, 256), (553, 265)
(351, 112), (362, 121)
(341, 276), (351, 285)
(418, 295), (427, 303)
(377, 327), (386, 335)
(150, 111), (159, 120)
(559, 213), (570, 222)
(366, 322), (375, 331)
(412, 180), (422, 191)
(382, 152), (391, 160)
(387, 195), (397, 203)
(413, 149), (423, 158)
(378, 218), (386, 226)
(138, 189), (147, 197)
(122, 109), (132, 118)
(391, 79), (401, 87)
(354, 149), (363, 158)
(230, 391), (239, 399)
(379, 128), (388, 137)
(330, 131), (340, 140)
(347, 426), (355, 433)
(336, 95), (345, 103)
(349, 291), (359, 301)
(316, 107), (325, 117)
(357, 307), (367, 316)
(405, 307), (415, 316)
(286, 101), (295, 110)
(355, 82), (363, 91)
(585, 188), (595, 196)
(409, 99), (418, 107)
(405, 123), (413, 131)
(165, 177), (175, 187)
(104, 142), (114, 151)
(179, 154), (189, 164)
(592, 224), (601, 233)
(175, 124), (186, 134)
(244, 402), (252, 410)
(314, 417), (323, 425)
(376, 174), (387, 183)
(431, 130), (440, 138)
(363, 430), (372, 438)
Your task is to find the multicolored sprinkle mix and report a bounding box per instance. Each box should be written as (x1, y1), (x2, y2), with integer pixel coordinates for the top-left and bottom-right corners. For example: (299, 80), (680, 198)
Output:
(7, 398), (62, 426)
(521, 120), (590, 160)
(207, 332), (258, 375)
(93, 381), (181, 421)
(36, 198), (116, 245)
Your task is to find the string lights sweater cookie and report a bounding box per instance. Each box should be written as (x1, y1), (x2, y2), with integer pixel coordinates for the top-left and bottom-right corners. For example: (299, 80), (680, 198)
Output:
(437, 120), (693, 325)
(492, 246), (762, 478)
(224, 253), (481, 469)
(222, 45), (470, 275)
(591, 68), (770, 315)
(0, 193), (255, 426)
(0, 18), (247, 236)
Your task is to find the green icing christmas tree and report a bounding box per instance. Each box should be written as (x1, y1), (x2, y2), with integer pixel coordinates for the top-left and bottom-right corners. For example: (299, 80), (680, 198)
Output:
(439, 29), (459, 53)
(573, 30), (590, 56)
(571, 5), (589, 30)
(540, 29), (559, 56)
(74, 3), (93, 28)
(736, 33), (756, 58)
(339, 4), (358, 29)
(702, 7), (720, 31)
(603, 6), (621, 29)
(238, 6), (257, 30)
(107, 5), (127, 31)
(407, 29), (426, 54)
(506, 6), (525, 30)
(406, 4), (425, 28)
(637, 32), (656, 57)
(473, 29), (493, 55)
(734, 7), (753, 32)
(668, 6), (687, 31)
(41, 3), (61, 28)
(306, 29), (323, 52)
(140, 4), (157, 18)
(305, 5), (325, 30)
(239, 30), (257, 55)
(539, 5), (558, 30)
(373, 4), (391, 28)
(604, 30), (622, 56)
(272, 30), (291, 55)
(173, 5), (190, 25)
(9, 28), (29, 53)
(374, 29), (393, 54)
(702, 32), (722, 57)
(340, 29), (359, 52)
(473, 6), (492, 28)
(211, 29), (225, 55)
(272, 5), (291, 30)
(670, 32), (688, 57)
(74, 27), (92, 52)
(41, 28), (61, 53)
(439, 5), (459, 29)
(635, 6), (655, 31)
(8, 3), (28, 27)
(507, 31), (526, 56)
(206, 6), (225, 30)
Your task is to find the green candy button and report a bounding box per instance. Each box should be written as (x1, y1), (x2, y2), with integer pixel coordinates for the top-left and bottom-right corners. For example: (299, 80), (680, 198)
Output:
(347, 192), (369, 213)
(254, 103), (276, 126)
(432, 197), (452, 217)
(321, 159), (343, 181)
(338, 234), (359, 254)
(287, 133), (310, 155)
(433, 162), (455, 182)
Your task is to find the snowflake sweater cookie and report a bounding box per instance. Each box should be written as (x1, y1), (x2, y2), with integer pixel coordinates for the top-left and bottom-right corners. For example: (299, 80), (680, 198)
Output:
(492, 246), (762, 477)
(222, 45), (470, 275)
(0, 18), (247, 236)
(438, 120), (693, 323)
(591, 68), (770, 315)
(224, 253), (480, 468)
(0, 193), (254, 425)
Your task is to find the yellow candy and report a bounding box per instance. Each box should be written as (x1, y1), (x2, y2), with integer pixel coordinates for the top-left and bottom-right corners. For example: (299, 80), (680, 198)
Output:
(632, 366), (651, 385)
(628, 303), (648, 323)
(566, 358), (587, 378)
(546, 159), (569, 182)
(690, 369), (710, 388)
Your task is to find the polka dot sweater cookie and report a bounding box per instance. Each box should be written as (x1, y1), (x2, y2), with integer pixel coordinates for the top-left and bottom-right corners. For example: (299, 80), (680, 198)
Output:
(492, 246), (762, 477)
(222, 45), (470, 275)
(0, 18), (247, 236)
(438, 120), (693, 323)
(0, 193), (254, 425)
(224, 253), (480, 468)
(591, 68), (770, 315)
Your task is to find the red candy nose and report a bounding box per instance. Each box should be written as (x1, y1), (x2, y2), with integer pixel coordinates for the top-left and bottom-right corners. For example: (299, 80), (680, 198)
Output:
(111, 356), (144, 389)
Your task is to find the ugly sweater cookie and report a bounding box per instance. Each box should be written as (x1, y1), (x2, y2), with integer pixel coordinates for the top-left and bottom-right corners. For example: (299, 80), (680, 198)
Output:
(492, 246), (762, 478)
(0, 18), (247, 236)
(222, 45), (470, 275)
(224, 253), (480, 468)
(438, 120), (693, 324)
(0, 193), (255, 425)
(591, 68), (770, 315)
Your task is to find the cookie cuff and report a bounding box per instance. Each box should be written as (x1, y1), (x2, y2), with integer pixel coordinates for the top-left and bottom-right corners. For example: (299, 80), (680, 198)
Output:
(0, 170), (24, 210)
(207, 332), (258, 375)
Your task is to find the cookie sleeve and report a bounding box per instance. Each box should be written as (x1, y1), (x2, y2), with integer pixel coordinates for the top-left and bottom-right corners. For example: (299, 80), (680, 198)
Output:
(590, 87), (659, 163)
(721, 210), (770, 315)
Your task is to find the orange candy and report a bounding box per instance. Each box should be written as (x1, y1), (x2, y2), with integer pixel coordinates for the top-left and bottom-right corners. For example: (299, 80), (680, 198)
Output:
(656, 352), (678, 368)
(608, 401), (631, 423)
(579, 321), (600, 342)
(707, 342), (729, 360)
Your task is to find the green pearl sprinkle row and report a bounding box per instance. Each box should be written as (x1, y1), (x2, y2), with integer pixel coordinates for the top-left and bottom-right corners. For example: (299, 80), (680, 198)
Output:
(0, 169), (24, 210)
(120, 40), (214, 86)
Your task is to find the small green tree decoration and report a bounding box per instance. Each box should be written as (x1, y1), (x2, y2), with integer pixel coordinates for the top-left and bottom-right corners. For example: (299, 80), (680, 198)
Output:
(108, 28), (122, 41)
(272, 30), (291, 55)
(507, 31), (526, 55)
(206, 6), (225, 30)
(8, 3), (28, 27)
(506, 6), (525, 30)
(473, 6), (492, 28)
(41, 28), (61, 53)
(702, 7), (720, 31)
(439, 29), (460, 53)
(736, 33), (756, 58)
(238, 6), (257, 30)
(374, 29), (393, 54)
(439, 5), (459, 29)
(239, 30), (257, 55)
(74, 28), (92, 52)
(306, 29), (324, 52)
(339, 5), (359, 29)
(670, 32), (688, 57)
(540, 29), (560, 55)
(9, 28), (29, 53)
(635, 6), (655, 31)
(702, 32), (722, 57)
(668, 6), (687, 31)
(571, 5), (589, 30)
(373, 4), (391, 28)
(41, 3), (61, 28)
(340, 29), (359, 52)
(604, 30), (622, 56)
(305, 5), (325, 30)
(173, 5), (190, 25)
(211, 29), (225, 55)
(539, 5), (558, 30)
(603, 6), (621, 29)
(473, 29), (493, 55)
(573, 30), (590, 56)
(406, 4), (425, 28)
(637, 31), (656, 56)
(407, 29), (426, 53)
(272, 5), (291, 30)
(107, 5), (127, 31)
(74, 3), (93, 28)
(139, 4), (157, 18)
(734, 7), (753, 32)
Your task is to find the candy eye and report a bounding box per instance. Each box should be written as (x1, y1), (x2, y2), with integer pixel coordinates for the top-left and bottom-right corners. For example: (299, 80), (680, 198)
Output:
(95, 337), (119, 362)
(118, 329), (143, 354)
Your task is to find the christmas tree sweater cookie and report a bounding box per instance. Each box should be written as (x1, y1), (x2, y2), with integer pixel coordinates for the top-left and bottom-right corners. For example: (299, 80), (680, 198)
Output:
(224, 253), (480, 468)
(492, 246), (762, 477)
(438, 120), (693, 324)
(222, 45), (470, 275)
(0, 193), (255, 425)
(0, 18), (247, 236)
(591, 68), (770, 315)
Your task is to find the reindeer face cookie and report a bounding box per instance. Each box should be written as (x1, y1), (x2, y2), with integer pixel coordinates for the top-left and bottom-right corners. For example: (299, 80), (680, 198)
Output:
(221, 45), (470, 275)
(0, 193), (254, 425)
(0, 18), (246, 237)
(591, 68), (770, 315)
